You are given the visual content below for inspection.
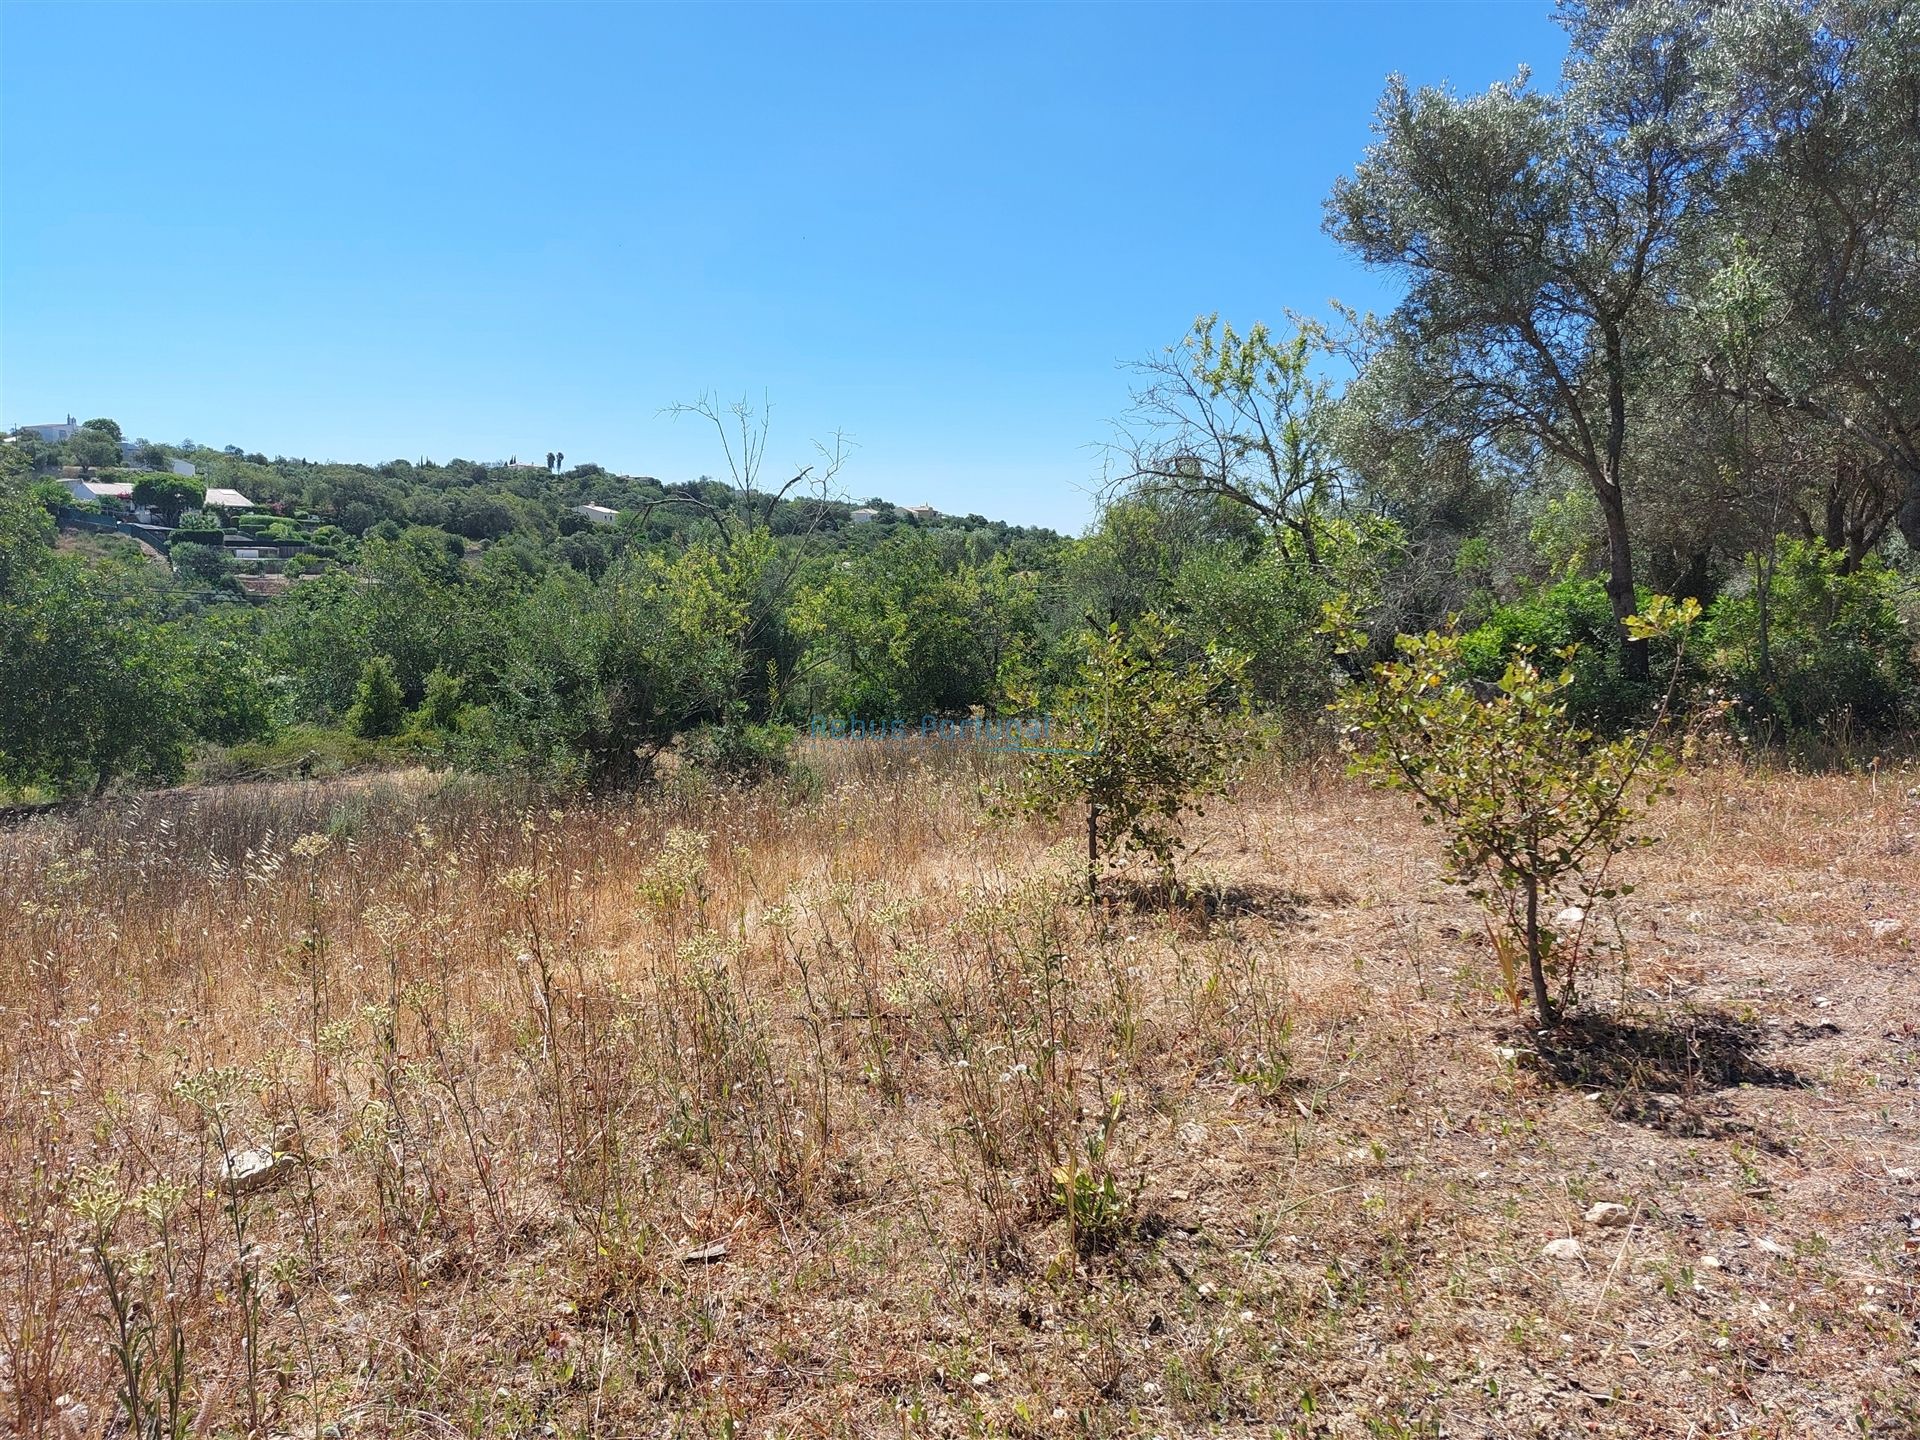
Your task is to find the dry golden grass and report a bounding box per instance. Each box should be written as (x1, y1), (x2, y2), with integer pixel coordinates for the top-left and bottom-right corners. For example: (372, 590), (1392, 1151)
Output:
(2, 746), (1917, 1439)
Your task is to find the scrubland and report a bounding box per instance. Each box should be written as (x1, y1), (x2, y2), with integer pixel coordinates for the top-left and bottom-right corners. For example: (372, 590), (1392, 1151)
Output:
(2, 745), (1917, 1439)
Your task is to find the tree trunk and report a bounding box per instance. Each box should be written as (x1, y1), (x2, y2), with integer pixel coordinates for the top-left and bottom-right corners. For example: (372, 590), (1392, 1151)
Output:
(1893, 459), (1920, 553)
(1593, 479), (1648, 683)
(1524, 876), (1558, 1029)
(1597, 328), (1648, 682)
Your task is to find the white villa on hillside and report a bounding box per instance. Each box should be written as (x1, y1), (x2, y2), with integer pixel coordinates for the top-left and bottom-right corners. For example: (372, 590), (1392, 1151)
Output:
(850, 507), (879, 524)
(61, 478), (252, 513)
(572, 503), (619, 526)
(903, 503), (938, 521)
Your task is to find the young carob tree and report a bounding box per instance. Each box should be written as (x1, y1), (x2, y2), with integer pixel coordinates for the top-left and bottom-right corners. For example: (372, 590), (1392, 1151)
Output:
(1012, 610), (1250, 900)
(1327, 594), (1700, 1027)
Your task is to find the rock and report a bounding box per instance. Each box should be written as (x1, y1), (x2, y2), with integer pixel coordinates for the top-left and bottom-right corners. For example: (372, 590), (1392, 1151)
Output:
(1888, 1166), (1918, 1183)
(682, 1239), (729, 1265)
(1585, 1202), (1631, 1228)
(1869, 917), (1904, 940)
(219, 1146), (298, 1197)
(1754, 1237), (1792, 1257)
(1541, 1237), (1584, 1262)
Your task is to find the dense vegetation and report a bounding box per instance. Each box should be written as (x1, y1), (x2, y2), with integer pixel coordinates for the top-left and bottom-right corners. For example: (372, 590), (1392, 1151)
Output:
(4, 0), (1918, 800)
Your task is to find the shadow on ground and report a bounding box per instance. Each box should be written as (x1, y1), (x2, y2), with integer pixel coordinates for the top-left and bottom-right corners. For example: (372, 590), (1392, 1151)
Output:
(1519, 1007), (1810, 1138)
(1103, 878), (1309, 928)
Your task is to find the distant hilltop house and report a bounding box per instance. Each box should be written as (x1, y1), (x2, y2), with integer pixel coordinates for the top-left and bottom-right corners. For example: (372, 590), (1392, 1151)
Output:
(21, 415), (81, 442)
(572, 502), (619, 526)
(852, 503), (937, 524)
(61, 479), (137, 505)
(11, 417), (197, 474)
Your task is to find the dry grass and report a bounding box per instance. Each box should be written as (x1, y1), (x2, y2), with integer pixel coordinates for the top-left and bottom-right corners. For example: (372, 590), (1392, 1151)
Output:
(2, 745), (1917, 1438)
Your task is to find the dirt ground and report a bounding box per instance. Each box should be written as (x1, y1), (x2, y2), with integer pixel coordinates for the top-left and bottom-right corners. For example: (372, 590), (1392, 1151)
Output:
(1, 754), (1915, 1438)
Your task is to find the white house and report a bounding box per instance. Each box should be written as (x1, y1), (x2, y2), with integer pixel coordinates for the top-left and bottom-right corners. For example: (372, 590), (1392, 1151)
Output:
(850, 507), (879, 525)
(21, 416), (81, 442)
(61, 479), (135, 504)
(59, 478), (248, 519)
(572, 503), (618, 526)
(903, 503), (939, 522)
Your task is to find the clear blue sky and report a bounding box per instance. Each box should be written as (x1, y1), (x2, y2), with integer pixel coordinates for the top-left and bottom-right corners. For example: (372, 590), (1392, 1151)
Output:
(1, 2), (1565, 533)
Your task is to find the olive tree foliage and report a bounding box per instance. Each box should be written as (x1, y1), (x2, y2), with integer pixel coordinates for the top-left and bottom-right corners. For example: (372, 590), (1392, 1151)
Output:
(1328, 593), (1700, 1028)
(67, 428), (122, 473)
(1689, 0), (1920, 550)
(0, 483), (189, 794)
(1112, 316), (1343, 567)
(1009, 611), (1251, 901)
(469, 542), (764, 789)
(1326, 0), (1729, 680)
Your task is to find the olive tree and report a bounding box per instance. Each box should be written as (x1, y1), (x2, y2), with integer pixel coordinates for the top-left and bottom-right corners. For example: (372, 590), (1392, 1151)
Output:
(1326, 1), (1727, 679)
(1690, 0), (1920, 549)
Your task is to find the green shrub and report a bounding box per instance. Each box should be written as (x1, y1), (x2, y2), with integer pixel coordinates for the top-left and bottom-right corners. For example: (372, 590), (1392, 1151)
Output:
(1460, 579), (1668, 731)
(679, 720), (797, 783)
(1330, 595), (1699, 1028)
(344, 655), (406, 739)
(406, 665), (469, 737)
(1701, 540), (1916, 738)
(1008, 611), (1251, 900)
(193, 725), (403, 784)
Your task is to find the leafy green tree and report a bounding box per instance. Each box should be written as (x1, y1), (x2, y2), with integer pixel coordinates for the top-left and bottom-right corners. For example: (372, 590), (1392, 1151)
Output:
(29, 479), (71, 514)
(67, 428), (121, 473)
(0, 484), (189, 794)
(81, 418), (123, 442)
(1170, 517), (1397, 715)
(1693, 0), (1920, 549)
(177, 609), (281, 745)
(1117, 316), (1342, 564)
(170, 539), (233, 591)
(1010, 611), (1250, 900)
(344, 655), (406, 739)
(467, 542), (758, 788)
(1329, 594), (1700, 1027)
(1701, 539), (1915, 736)
(791, 533), (1012, 718)
(134, 474), (207, 525)
(1326, 4), (1726, 678)
(407, 665), (469, 737)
